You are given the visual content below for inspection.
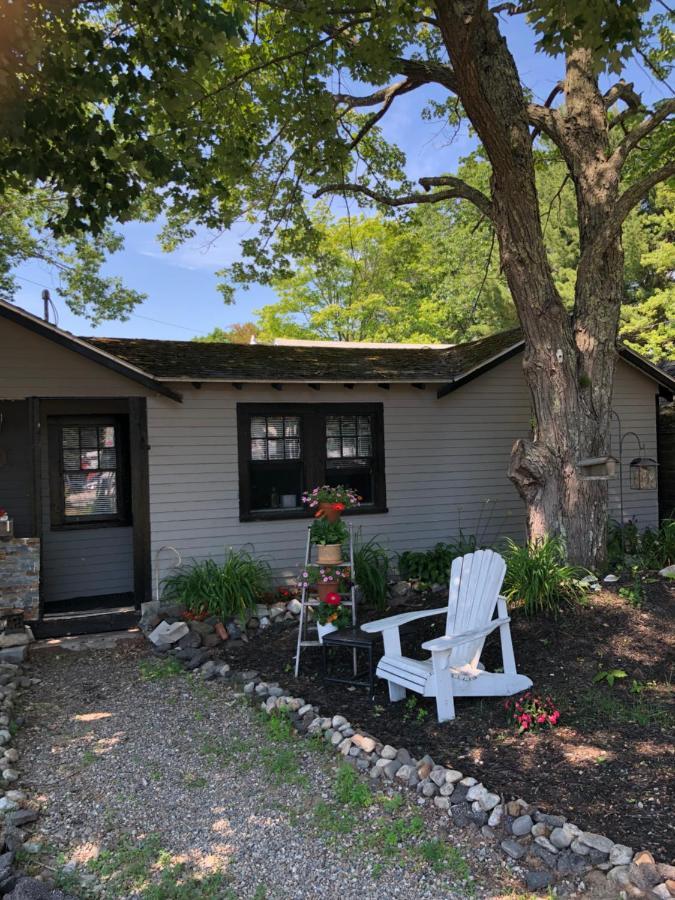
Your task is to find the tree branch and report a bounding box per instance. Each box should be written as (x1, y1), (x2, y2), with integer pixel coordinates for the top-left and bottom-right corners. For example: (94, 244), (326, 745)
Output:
(527, 84), (563, 144)
(334, 78), (420, 110)
(394, 57), (457, 93)
(610, 99), (675, 168)
(344, 79), (420, 149)
(603, 80), (642, 111)
(313, 178), (494, 219)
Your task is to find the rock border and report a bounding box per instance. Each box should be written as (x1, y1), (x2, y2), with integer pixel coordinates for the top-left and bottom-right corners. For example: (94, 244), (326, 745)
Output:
(142, 605), (674, 899)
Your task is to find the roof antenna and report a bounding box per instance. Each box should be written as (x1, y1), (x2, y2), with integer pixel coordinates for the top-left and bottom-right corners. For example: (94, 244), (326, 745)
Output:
(41, 289), (58, 326)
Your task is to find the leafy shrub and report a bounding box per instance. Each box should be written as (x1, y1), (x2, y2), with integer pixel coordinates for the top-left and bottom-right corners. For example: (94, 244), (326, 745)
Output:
(502, 536), (589, 616)
(354, 533), (390, 611)
(161, 549), (271, 620)
(607, 517), (675, 571)
(398, 532), (481, 585)
(310, 516), (348, 545)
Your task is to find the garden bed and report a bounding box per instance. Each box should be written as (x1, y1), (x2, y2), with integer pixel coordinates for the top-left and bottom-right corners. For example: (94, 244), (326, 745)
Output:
(222, 576), (675, 861)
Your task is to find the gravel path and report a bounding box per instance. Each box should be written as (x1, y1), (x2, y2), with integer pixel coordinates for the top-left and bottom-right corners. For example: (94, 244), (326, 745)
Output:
(18, 641), (523, 899)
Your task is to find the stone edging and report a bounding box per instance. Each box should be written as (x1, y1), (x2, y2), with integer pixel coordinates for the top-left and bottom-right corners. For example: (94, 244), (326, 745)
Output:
(0, 658), (59, 898)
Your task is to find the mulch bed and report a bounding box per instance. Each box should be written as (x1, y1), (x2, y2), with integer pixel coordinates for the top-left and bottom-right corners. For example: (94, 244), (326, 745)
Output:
(222, 577), (675, 862)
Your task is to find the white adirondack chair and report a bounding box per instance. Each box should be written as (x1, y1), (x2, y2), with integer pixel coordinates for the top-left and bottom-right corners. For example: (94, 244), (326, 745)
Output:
(361, 549), (532, 722)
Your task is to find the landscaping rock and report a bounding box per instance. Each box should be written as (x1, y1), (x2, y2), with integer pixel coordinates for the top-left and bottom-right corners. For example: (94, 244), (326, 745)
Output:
(501, 839), (526, 860)
(534, 835), (559, 854)
(380, 745), (397, 760)
(184, 650), (210, 671)
(7, 810), (38, 827)
(5, 877), (78, 900)
(609, 844), (634, 866)
(429, 766), (447, 788)
(550, 824), (575, 849)
(579, 832), (614, 854)
(287, 599), (302, 615)
(351, 734), (376, 754)
(148, 621), (188, 646)
(557, 851), (588, 876)
(511, 815), (533, 836)
(383, 760), (401, 780)
(451, 802), (473, 828)
(524, 871), (553, 891)
(533, 811), (566, 828)
(488, 805), (503, 828)
(177, 631), (201, 650)
(629, 861), (661, 890)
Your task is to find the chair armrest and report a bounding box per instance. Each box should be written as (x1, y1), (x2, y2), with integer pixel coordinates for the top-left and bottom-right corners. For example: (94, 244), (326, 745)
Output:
(361, 607), (448, 634)
(421, 617), (510, 653)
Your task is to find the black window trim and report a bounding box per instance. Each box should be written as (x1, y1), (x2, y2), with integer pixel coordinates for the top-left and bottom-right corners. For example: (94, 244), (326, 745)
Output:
(236, 402), (387, 522)
(47, 414), (132, 530)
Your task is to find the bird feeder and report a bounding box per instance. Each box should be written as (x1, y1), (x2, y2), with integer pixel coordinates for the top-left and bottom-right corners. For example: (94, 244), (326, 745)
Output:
(578, 455), (618, 480)
(629, 457), (658, 490)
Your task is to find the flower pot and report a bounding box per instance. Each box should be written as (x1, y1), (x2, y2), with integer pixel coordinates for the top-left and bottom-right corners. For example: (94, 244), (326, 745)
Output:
(315, 580), (339, 602)
(315, 543), (342, 565)
(317, 621), (338, 644)
(318, 501), (342, 523)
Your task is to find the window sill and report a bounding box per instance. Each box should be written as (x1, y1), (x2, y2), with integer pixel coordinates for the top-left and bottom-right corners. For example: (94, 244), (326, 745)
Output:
(239, 505), (389, 523)
(50, 519), (132, 531)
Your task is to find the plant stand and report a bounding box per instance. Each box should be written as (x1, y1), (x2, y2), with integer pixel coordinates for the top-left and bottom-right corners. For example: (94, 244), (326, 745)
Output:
(321, 627), (378, 699)
(294, 521), (357, 677)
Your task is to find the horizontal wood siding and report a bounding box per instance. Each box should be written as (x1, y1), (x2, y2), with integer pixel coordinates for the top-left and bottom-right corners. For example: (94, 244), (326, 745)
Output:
(147, 357), (660, 584)
(0, 318), (148, 398)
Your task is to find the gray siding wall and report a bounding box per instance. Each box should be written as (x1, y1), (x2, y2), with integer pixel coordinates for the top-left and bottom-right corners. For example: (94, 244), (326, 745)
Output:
(147, 356), (661, 584)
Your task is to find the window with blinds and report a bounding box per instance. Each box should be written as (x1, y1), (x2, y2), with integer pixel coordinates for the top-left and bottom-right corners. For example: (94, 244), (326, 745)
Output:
(62, 425), (118, 518)
(237, 403), (385, 519)
(49, 417), (130, 527)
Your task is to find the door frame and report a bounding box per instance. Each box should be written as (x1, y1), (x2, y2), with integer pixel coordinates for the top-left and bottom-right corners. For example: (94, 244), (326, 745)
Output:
(30, 396), (152, 615)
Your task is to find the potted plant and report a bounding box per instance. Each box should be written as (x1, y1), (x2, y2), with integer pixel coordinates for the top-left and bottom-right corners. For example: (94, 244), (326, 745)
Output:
(297, 564), (350, 602)
(302, 485), (361, 522)
(315, 590), (351, 643)
(310, 517), (348, 564)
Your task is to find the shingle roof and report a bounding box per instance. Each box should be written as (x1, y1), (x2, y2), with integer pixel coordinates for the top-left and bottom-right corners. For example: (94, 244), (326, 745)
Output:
(82, 328), (524, 383)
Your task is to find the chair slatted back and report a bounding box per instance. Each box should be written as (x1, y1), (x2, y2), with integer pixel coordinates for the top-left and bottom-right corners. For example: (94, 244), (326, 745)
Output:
(445, 550), (506, 669)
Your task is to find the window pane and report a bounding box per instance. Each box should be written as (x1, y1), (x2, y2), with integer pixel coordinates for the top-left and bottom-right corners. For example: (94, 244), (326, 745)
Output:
(268, 439), (285, 460)
(251, 439), (267, 461)
(63, 449), (80, 471)
(62, 427), (80, 449)
(358, 416), (371, 436)
(284, 417), (300, 437)
(251, 417), (267, 440)
(80, 427), (98, 448)
(250, 461), (302, 511)
(267, 417), (283, 438)
(64, 471), (117, 517)
(326, 437), (341, 459)
(341, 416), (357, 435)
(325, 460), (373, 504)
(358, 436), (372, 457)
(99, 426), (116, 448)
(285, 438), (301, 459)
(80, 450), (99, 471)
(342, 437), (357, 458)
(100, 448), (117, 469)
(326, 416), (341, 436)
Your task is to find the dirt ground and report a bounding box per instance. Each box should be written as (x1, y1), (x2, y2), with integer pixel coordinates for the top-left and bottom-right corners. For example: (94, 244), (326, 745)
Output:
(224, 577), (675, 862)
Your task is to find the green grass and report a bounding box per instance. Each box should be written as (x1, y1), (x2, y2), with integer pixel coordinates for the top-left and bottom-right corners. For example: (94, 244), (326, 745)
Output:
(418, 839), (472, 879)
(183, 774), (208, 789)
(139, 658), (184, 681)
(333, 763), (372, 807)
(81, 750), (97, 765)
(86, 835), (234, 898)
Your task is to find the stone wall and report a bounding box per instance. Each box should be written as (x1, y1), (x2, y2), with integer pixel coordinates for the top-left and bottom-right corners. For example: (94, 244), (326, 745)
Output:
(0, 539), (40, 621)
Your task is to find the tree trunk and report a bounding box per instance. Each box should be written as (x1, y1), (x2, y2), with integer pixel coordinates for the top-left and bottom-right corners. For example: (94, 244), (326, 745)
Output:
(437, 3), (624, 567)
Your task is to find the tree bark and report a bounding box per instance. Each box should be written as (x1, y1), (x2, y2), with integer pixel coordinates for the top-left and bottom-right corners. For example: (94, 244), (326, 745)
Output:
(435, 2), (627, 567)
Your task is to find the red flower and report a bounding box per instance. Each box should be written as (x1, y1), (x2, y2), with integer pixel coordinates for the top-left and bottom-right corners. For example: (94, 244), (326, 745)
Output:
(332, 502), (345, 511)
(324, 592), (341, 606)
(537, 714), (547, 724)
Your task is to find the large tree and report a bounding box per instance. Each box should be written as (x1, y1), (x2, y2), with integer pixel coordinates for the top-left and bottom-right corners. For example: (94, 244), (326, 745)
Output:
(2, 1), (673, 565)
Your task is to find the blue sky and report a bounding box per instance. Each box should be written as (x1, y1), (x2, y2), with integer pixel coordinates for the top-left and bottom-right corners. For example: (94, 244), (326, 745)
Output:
(12, 13), (669, 340)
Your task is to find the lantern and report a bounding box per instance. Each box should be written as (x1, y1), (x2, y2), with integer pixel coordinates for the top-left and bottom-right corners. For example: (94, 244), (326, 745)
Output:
(629, 457), (658, 490)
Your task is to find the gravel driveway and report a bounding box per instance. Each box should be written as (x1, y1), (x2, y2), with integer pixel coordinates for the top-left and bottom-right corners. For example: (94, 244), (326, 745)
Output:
(18, 640), (521, 899)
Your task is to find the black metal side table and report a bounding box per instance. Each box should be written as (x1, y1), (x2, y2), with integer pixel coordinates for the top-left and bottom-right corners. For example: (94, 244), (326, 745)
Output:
(321, 627), (379, 699)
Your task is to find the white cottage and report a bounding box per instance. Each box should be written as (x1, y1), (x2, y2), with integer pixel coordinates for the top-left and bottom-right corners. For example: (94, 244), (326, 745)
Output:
(0, 299), (671, 636)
